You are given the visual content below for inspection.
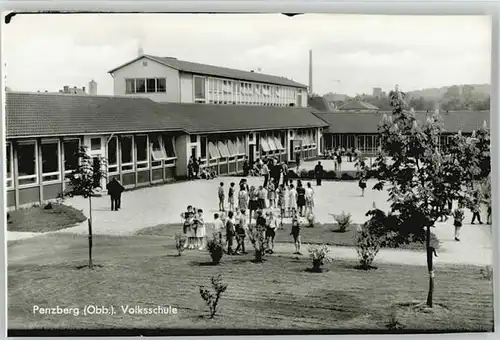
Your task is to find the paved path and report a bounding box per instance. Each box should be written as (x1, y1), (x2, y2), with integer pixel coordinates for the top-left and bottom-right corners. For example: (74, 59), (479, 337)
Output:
(7, 173), (493, 266)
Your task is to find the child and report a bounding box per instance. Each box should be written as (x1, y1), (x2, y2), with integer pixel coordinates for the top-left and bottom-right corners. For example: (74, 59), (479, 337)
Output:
(358, 177), (367, 197)
(226, 211), (236, 255)
(235, 210), (248, 254)
(238, 185), (249, 213)
(277, 184), (286, 219)
(181, 205), (194, 248)
(184, 211), (195, 249)
(213, 213), (224, 240)
(248, 186), (258, 224)
(305, 182), (315, 217)
(257, 185), (266, 211)
(268, 179), (276, 209)
(290, 209), (302, 255)
(265, 211), (278, 254)
(228, 182), (236, 212)
(288, 184), (298, 218)
(195, 209), (206, 250)
(218, 182), (225, 212)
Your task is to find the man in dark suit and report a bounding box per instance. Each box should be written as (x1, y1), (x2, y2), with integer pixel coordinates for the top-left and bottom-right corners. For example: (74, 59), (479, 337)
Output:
(106, 177), (125, 211)
(314, 161), (324, 186)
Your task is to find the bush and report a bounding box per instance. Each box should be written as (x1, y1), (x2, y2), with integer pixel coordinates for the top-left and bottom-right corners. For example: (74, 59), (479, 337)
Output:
(355, 225), (382, 270)
(248, 224), (268, 262)
(199, 274), (228, 319)
(174, 233), (186, 256)
(44, 202), (54, 210)
(308, 244), (333, 272)
(341, 173), (354, 180)
(480, 265), (493, 280)
(324, 170), (337, 180)
(206, 233), (224, 264)
(333, 211), (352, 232)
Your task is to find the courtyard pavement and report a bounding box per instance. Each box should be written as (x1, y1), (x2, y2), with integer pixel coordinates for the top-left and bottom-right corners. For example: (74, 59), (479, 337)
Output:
(6, 160), (493, 266)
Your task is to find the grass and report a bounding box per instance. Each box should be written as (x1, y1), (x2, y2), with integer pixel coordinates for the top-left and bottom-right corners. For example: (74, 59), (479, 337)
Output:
(137, 222), (437, 251)
(7, 203), (87, 233)
(8, 233), (492, 333)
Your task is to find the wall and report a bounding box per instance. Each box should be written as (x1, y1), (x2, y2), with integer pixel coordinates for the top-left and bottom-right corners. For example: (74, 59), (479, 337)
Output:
(179, 72), (193, 103)
(112, 57), (180, 103)
(301, 89), (308, 107)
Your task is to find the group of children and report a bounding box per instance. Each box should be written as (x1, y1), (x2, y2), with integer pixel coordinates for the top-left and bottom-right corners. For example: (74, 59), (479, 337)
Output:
(181, 206), (206, 250)
(218, 179), (316, 222)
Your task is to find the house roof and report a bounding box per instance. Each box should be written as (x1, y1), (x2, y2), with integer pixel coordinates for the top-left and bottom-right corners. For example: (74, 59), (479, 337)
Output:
(337, 101), (380, 111)
(316, 111), (491, 134)
(108, 54), (308, 89)
(5, 92), (327, 138)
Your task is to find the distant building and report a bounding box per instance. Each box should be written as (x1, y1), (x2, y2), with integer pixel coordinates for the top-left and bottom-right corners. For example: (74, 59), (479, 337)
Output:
(59, 85), (87, 95)
(372, 87), (382, 98)
(88, 80), (98, 95)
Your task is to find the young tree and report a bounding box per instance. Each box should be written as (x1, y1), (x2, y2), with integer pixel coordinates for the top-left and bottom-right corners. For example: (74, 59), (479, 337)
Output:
(365, 86), (490, 308)
(65, 146), (108, 268)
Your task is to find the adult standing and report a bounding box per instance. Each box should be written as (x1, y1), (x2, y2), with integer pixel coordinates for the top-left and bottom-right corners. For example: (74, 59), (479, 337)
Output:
(106, 177), (124, 211)
(295, 151), (301, 172)
(187, 157), (194, 180)
(193, 157), (199, 179)
(314, 161), (324, 186)
(243, 156), (250, 177)
(336, 152), (342, 172)
(281, 161), (289, 186)
(271, 159), (281, 186)
(261, 159), (270, 188)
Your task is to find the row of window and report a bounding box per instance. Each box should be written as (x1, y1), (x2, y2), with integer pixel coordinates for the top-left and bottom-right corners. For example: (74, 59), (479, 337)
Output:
(207, 137), (246, 160)
(5, 139), (80, 188)
(125, 78), (167, 94)
(5, 135), (178, 189)
(194, 76), (302, 107)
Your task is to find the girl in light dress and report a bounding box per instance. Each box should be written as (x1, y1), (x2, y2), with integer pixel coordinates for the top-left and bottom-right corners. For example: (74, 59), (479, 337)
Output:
(195, 208), (206, 250)
(267, 179), (277, 209)
(288, 184), (298, 218)
(305, 182), (315, 217)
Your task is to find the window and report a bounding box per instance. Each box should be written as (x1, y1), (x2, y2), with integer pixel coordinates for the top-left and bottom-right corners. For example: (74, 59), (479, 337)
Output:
(157, 78), (166, 92)
(267, 136), (277, 151)
(135, 135), (148, 169)
(6, 142), (12, 188)
(209, 78), (215, 93)
(194, 76), (206, 100)
(108, 137), (118, 173)
(126, 79), (135, 94)
(190, 135), (197, 143)
(237, 136), (245, 155)
(147, 78), (156, 93)
(163, 136), (177, 159)
(17, 141), (37, 186)
(217, 141), (230, 158)
(91, 137), (101, 151)
(120, 136), (134, 171)
(200, 136), (207, 159)
(260, 137), (271, 152)
(63, 139), (79, 174)
(150, 135), (166, 167)
(208, 142), (220, 159)
(227, 139), (238, 156)
(136, 79), (146, 93)
(41, 140), (60, 182)
(274, 136), (284, 150)
(280, 132), (285, 148)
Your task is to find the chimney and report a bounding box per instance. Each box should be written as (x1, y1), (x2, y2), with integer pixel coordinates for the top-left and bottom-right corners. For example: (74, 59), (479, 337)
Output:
(89, 80), (97, 95)
(308, 49), (313, 95)
(83, 86), (86, 93)
(63, 85), (69, 92)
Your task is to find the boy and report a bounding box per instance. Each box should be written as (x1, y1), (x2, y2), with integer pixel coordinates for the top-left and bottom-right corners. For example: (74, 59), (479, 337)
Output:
(265, 211), (278, 254)
(181, 205), (194, 248)
(225, 211), (236, 255)
(290, 209), (302, 255)
(257, 185), (266, 210)
(213, 213), (224, 240)
(228, 182), (236, 212)
(218, 182), (225, 212)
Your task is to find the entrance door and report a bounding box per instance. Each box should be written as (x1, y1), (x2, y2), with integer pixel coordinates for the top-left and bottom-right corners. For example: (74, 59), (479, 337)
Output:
(191, 146), (197, 160)
(289, 140), (295, 161)
(249, 144), (255, 166)
(85, 136), (107, 191)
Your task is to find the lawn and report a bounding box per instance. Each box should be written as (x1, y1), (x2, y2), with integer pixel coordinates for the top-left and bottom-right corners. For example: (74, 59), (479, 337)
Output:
(137, 222), (438, 251)
(7, 203), (87, 233)
(8, 233), (493, 334)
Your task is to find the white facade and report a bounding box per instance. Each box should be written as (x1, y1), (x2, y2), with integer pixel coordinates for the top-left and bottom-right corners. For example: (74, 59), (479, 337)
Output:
(111, 56), (308, 107)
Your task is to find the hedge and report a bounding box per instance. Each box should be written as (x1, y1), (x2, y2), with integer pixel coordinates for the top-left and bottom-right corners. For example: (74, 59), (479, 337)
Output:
(287, 169), (361, 181)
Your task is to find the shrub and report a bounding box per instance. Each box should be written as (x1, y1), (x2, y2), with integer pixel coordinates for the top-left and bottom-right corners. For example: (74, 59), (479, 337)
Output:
(199, 274), (228, 319)
(206, 233), (224, 265)
(333, 211), (352, 232)
(248, 224), (268, 262)
(44, 202), (54, 210)
(174, 233), (186, 256)
(308, 244), (333, 272)
(324, 170), (337, 180)
(299, 169), (309, 178)
(288, 169), (298, 179)
(355, 225), (382, 270)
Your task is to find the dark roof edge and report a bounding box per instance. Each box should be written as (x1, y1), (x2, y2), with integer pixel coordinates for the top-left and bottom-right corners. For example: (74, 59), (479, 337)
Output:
(6, 128), (186, 140)
(186, 124), (328, 135)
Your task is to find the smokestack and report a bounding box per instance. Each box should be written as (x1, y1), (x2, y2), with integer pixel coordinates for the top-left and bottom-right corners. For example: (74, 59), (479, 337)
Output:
(308, 49), (313, 95)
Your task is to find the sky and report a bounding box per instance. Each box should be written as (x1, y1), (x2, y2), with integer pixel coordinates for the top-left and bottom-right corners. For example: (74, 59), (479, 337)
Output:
(2, 14), (492, 96)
